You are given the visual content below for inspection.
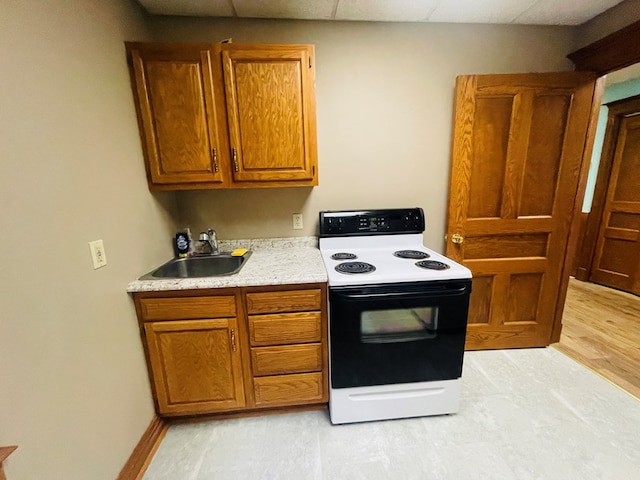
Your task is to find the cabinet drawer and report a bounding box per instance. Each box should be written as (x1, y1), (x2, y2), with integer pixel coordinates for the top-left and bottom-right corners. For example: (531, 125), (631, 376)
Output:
(246, 289), (321, 314)
(254, 372), (324, 406)
(249, 312), (321, 346)
(139, 296), (236, 321)
(251, 344), (322, 376)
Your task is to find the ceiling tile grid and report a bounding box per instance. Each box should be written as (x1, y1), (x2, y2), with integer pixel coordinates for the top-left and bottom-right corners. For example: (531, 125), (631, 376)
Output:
(233, 0), (336, 20)
(136, 0), (626, 26)
(139, 0), (235, 17)
(335, 0), (440, 22)
(513, 0), (625, 25)
(428, 0), (538, 24)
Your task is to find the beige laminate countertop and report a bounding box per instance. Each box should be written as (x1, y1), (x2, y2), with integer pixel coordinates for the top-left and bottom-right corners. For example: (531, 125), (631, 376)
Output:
(126, 237), (327, 293)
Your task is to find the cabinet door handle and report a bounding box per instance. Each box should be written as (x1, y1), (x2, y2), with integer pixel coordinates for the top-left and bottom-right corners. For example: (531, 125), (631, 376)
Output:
(211, 148), (218, 173)
(230, 328), (237, 352)
(232, 148), (239, 173)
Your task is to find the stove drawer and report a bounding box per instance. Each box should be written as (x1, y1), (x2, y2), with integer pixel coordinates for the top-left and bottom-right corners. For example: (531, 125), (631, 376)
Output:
(248, 312), (322, 346)
(254, 372), (324, 406)
(251, 344), (323, 376)
(246, 289), (322, 314)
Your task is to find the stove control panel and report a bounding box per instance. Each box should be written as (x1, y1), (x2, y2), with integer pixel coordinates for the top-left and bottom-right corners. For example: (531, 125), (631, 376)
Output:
(319, 208), (425, 237)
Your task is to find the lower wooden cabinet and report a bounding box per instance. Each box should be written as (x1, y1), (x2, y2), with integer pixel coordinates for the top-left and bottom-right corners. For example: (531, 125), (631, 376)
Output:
(133, 284), (327, 417)
(145, 318), (246, 416)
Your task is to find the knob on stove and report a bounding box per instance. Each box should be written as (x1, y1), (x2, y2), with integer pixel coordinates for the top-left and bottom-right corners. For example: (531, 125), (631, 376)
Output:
(325, 217), (345, 233)
(402, 214), (419, 228)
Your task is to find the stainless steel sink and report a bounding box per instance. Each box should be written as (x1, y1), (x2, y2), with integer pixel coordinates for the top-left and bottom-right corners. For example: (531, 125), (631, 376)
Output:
(139, 252), (252, 280)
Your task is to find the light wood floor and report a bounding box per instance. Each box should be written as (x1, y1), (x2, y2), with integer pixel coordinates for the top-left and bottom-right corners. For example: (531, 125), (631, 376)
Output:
(553, 277), (640, 399)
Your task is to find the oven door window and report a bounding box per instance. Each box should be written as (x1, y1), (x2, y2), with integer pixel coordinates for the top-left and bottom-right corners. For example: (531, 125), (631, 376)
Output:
(360, 307), (438, 343)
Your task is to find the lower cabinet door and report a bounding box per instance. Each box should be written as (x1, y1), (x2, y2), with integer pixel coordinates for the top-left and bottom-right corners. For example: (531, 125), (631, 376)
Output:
(145, 318), (245, 416)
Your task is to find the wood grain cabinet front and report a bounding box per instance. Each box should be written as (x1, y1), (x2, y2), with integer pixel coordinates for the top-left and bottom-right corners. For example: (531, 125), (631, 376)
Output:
(245, 286), (328, 408)
(133, 284), (327, 418)
(135, 292), (245, 416)
(144, 318), (246, 416)
(126, 42), (229, 189)
(126, 42), (318, 190)
(222, 44), (318, 187)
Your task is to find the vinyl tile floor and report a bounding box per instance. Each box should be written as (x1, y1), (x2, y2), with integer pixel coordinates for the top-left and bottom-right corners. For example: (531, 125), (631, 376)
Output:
(143, 348), (640, 479)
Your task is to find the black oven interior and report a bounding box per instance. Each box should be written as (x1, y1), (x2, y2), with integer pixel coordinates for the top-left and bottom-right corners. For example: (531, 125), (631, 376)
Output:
(329, 279), (471, 389)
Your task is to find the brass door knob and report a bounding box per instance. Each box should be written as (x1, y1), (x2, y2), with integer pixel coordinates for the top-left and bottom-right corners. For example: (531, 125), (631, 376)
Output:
(451, 233), (464, 244)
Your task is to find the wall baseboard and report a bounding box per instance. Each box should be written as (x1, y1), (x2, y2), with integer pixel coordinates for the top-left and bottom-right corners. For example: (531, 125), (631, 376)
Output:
(117, 416), (168, 480)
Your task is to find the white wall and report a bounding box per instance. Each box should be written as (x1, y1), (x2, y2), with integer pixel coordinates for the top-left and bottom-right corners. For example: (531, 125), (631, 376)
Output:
(149, 18), (576, 250)
(0, 1), (178, 479)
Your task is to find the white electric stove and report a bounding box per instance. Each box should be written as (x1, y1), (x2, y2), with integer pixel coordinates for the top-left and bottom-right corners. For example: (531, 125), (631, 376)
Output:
(319, 208), (472, 424)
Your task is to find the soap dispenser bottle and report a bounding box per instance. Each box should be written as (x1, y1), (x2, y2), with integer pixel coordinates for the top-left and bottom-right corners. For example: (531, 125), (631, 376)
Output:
(175, 231), (190, 258)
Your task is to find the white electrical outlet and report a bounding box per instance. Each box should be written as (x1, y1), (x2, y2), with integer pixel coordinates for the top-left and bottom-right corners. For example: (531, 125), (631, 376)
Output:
(89, 239), (107, 269)
(292, 213), (304, 230)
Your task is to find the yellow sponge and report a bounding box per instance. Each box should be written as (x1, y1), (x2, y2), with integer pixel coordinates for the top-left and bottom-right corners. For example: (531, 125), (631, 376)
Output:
(231, 248), (248, 257)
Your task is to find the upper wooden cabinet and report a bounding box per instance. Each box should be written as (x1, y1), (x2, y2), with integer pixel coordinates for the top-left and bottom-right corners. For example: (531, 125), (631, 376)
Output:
(126, 43), (228, 188)
(222, 44), (318, 184)
(125, 42), (318, 190)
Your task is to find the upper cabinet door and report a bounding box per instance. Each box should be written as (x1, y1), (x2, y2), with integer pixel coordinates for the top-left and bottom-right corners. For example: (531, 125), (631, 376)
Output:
(126, 43), (228, 188)
(222, 44), (318, 185)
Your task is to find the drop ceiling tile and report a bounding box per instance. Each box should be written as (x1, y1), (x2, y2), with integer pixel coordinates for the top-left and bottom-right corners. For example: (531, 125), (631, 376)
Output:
(428, 0), (537, 24)
(513, 0), (625, 26)
(232, 0), (337, 20)
(335, 0), (440, 22)
(138, 0), (235, 17)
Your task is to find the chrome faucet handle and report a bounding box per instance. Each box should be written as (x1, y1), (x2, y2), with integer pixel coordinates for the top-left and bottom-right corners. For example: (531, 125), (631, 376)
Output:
(206, 228), (219, 254)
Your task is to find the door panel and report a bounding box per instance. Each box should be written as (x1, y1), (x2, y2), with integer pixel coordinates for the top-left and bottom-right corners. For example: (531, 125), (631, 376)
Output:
(447, 73), (597, 350)
(128, 44), (226, 185)
(222, 45), (317, 183)
(467, 276), (492, 325)
(145, 318), (246, 416)
(590, 112), (640, 294)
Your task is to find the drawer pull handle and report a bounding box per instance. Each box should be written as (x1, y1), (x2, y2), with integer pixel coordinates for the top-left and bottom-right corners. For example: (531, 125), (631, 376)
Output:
(230, 329), (237, 352)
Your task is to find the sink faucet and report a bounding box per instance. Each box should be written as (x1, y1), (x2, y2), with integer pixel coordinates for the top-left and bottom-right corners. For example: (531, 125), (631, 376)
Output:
(198, 228), (219, 255)
(207, 228), (219, 254)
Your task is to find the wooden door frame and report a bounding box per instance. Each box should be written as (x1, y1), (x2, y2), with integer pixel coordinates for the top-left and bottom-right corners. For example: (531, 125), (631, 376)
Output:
(568, 19), (640, 75)
(551, 20), (640, 342)
(575, 94), (640, 282)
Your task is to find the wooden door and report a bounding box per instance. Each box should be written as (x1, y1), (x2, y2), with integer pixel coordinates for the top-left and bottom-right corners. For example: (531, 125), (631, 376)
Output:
(589, 98), (640, 295)
(447, 73), (598, 350)
(127, 43), (227, 188)
(222, 44), (318, 184)
(145, 318), (245, 416)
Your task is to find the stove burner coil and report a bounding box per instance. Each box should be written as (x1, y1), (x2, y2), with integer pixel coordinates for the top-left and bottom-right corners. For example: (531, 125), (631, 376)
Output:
(415, 260), (450, 270)
(331, 252), (358, 260)
(335, 262), (376, 274)
(393, 250), (430, 260)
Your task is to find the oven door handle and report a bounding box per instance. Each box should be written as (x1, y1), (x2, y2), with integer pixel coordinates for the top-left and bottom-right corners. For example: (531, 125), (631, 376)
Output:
(337, 286), (468, 300)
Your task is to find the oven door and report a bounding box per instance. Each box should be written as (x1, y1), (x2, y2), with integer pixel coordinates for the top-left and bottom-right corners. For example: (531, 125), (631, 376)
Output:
(329, 279), (471, 389)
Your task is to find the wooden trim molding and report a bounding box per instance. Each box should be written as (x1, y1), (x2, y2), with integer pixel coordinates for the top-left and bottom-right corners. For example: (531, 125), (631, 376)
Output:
(551, 75), (607, 344)
(117, 416), (168, 480)
(0, 446), (17, 480)
(568, 19), (640, 75)
(570, 212), (590, 277)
